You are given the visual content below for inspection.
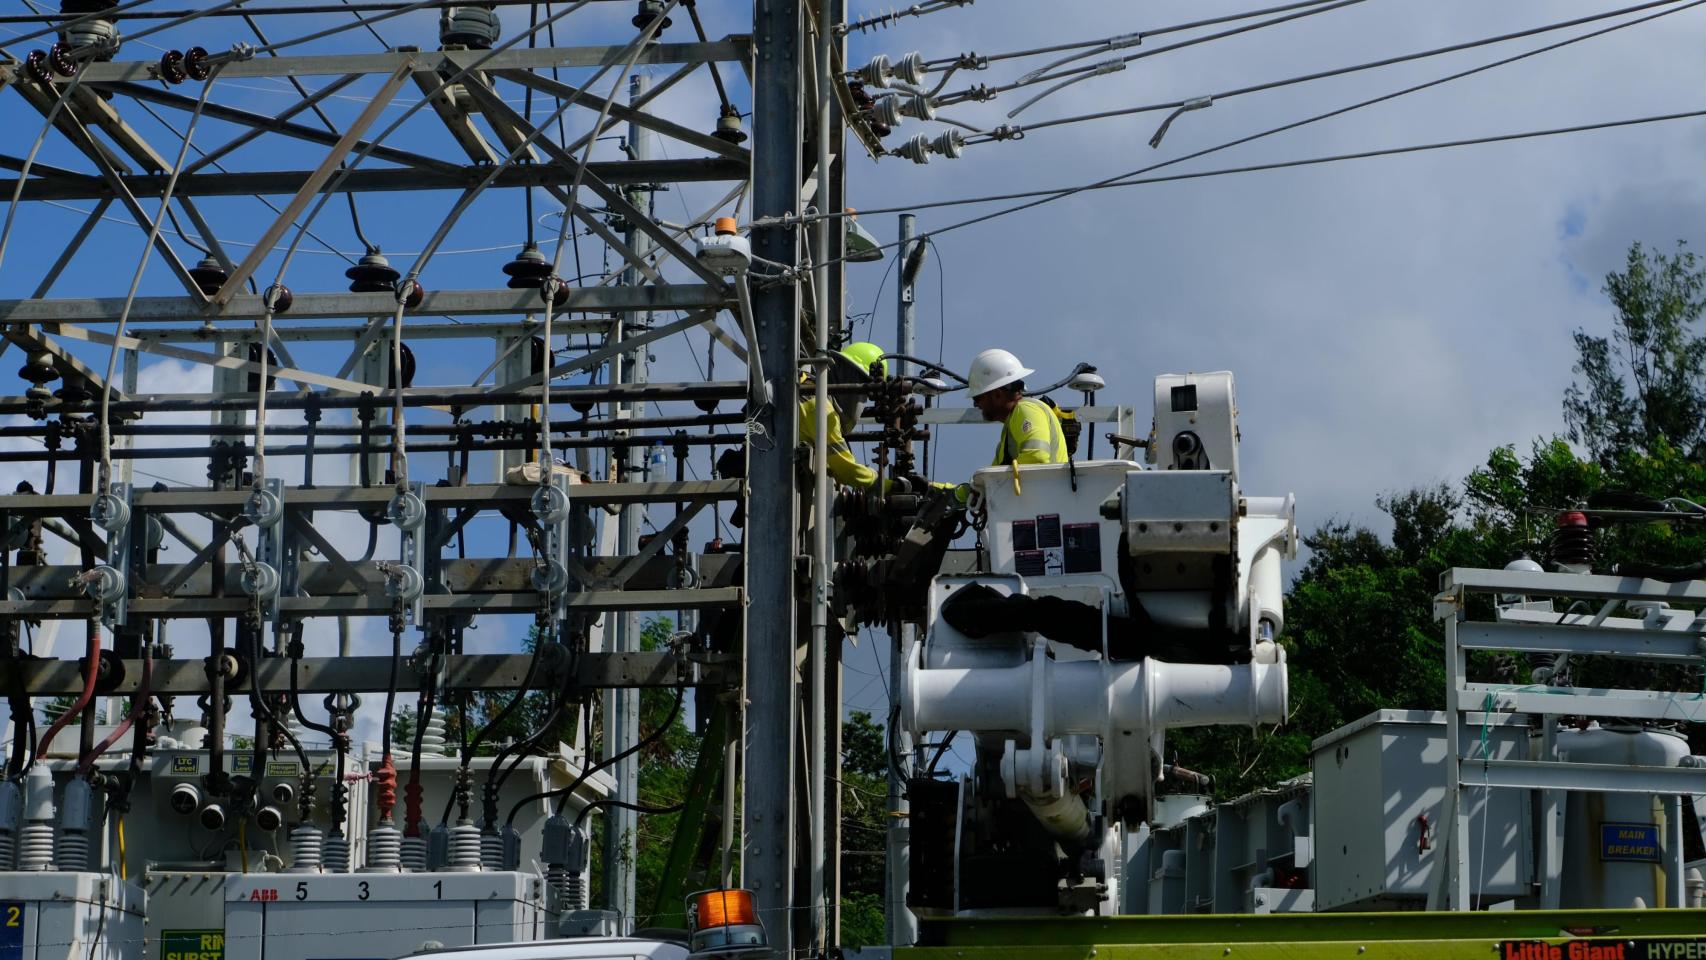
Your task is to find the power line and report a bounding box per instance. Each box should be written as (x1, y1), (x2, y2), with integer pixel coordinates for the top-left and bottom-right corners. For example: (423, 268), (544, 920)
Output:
(990, 0), (1700, 140)
(915, 107), (1706, 251)
(961, 0), (1373, 115)
(793, 0), (1704, 264)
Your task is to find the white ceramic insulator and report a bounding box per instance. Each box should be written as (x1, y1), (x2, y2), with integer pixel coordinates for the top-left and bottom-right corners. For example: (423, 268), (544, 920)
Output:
(422, 707), (451, 756)
(323, 834), (350, 873)
(288, 824), (324, 873)
(365, 823), (402, 871)
(894, 51), (927, 86)
(17, 823), (53, 871)
(400, 835), (428, 873)
(55, 830), (88, 871)
(0, 832), (15, 871)
(859, 53), (890, 87)
(447, 821), (483, 871)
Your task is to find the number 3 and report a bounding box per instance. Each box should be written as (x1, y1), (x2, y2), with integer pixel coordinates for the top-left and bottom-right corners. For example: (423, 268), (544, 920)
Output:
(358, 881), (369, 901)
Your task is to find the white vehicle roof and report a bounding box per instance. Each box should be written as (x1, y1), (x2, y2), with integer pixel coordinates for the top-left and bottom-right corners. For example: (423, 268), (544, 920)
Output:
(409, 937), (691, 960)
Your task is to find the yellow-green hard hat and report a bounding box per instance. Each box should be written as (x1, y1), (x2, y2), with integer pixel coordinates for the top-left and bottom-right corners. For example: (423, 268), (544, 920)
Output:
(838, 341), (888, 378)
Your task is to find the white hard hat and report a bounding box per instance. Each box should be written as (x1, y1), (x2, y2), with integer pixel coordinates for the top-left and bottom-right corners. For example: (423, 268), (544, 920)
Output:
(966, 348), (1033, 398)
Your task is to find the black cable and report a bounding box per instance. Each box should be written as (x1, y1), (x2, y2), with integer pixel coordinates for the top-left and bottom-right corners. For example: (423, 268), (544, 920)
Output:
(440, 631), (553, 824)
(381, 624), (401, 758)
(573, 796), (687, 831)
(925, 730), (956, 776)
(505, 684), (684, 826)
(491, 690), (570, 791)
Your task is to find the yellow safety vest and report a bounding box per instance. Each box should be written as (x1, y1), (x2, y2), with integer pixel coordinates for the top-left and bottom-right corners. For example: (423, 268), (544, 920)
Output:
(992, 397), (1070, 466)
(800, 396), (877, 489)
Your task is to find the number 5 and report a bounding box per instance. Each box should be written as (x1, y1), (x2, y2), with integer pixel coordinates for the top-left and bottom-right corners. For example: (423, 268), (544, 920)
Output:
(295, 881), (308, 901)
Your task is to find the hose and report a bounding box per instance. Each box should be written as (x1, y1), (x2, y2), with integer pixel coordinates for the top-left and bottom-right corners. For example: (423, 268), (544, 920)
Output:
(36, 621), (101, 760)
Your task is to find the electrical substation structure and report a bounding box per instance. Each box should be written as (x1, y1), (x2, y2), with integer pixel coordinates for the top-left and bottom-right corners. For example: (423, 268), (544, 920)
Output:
(8, 3), (1706, 960)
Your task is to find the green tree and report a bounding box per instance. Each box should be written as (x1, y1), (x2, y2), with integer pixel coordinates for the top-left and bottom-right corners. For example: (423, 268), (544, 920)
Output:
(838, 710), (889, 946)
(1564, 240), (1706, 463)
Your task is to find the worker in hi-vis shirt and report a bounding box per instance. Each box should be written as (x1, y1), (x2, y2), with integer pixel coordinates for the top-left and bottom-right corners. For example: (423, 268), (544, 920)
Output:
(965, 348), (1070, 466)
(799, 340), (886, 489)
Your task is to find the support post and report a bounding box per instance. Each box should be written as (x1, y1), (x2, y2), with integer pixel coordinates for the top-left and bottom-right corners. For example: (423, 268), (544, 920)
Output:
(745, 0), (804, 954)
(602, 69), (654, 934)
(896, 213), (917, 380)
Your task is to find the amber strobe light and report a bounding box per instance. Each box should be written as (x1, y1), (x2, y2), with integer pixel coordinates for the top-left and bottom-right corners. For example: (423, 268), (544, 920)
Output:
(686, 888), (766, 956)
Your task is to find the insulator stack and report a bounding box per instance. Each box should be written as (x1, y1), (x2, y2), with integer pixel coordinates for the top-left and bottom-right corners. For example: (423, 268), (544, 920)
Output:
(287, 823), (325, 873)
(365, 821), (401, 871)
(447, 820), (483, 871)
(323, 833), (350, 873)
(0, 780), (21, 871)
(480, 829), (504, 870)
(545, 865), (572, 909)
(440, 4), (501, 48)
(400, 834), (428, 872)
(1551, 511), (1595, 572)
(60, 1), (121, 58)
(565, 872), (588, 910)
(421, 708), (451, 756)
(54, 830), (88, 871)
(893, 130), (965, 165)
(372, 757), (397, 822)
(16, 824), (52, 872)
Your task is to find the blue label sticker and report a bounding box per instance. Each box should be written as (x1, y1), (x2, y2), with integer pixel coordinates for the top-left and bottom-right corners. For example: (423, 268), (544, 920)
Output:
(0, 901), (25, 959)
(1600, 821), (1660, 862)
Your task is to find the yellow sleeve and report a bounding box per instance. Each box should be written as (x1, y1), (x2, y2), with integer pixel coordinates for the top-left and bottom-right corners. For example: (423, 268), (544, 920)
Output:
(801, 399), (877, 489)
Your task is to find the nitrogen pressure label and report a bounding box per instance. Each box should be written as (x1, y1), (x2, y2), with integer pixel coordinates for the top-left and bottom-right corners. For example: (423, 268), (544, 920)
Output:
(162, 929), (223, 960)
(0, 902), (22, 960)
(1503, 940), (1706, 959)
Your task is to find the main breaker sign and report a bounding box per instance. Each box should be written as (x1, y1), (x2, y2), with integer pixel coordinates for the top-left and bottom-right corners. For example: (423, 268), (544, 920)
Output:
(1600, 821), (1660, 862)
(162, 929), (223, 960)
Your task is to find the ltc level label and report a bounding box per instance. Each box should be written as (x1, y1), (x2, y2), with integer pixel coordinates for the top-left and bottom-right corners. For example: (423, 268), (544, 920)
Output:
(162, 930), (223, 960)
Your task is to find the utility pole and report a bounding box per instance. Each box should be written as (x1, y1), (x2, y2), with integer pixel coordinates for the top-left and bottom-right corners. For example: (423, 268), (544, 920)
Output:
(745, 0), (804, 954)
(602, 70), (652, 933)
(886, 211), (919, 947)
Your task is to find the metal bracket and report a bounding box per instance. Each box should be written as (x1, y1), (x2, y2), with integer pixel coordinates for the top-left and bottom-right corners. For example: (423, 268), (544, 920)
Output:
(391, 481), (427, 629)
(90, 482), (131, 629)
(247, 479), (285, 623)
